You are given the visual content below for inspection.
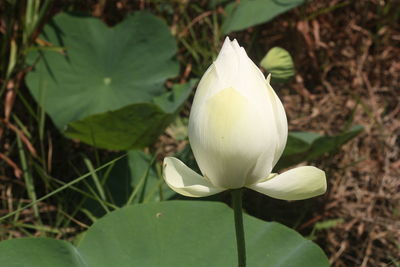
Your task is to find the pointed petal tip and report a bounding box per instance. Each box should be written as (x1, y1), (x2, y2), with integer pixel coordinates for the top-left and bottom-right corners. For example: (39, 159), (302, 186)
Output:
(163, 157), (224, 198)
(232, 38), (240, 47)
(222, 36), (232, 48)
(266, 73), (272, 84)
(218, 36), (235, 56)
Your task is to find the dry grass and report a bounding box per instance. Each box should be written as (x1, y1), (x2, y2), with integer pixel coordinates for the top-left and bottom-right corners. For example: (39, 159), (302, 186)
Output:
(272, 1), (400, 266)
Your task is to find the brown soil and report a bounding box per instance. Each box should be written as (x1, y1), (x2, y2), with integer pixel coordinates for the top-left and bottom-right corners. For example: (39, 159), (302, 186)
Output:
(257, 1), (400, 266)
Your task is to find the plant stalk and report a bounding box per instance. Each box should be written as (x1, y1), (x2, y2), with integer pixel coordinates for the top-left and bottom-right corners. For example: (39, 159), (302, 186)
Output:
(231, 189), (246, 267)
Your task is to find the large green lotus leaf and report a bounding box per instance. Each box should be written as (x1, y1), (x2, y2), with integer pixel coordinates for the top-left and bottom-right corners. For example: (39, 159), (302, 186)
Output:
(64, 81), (196, 150)
(0, 238), (85, 267)
(26, 12), (179, 130)
(0, 201), (329, 266)
(276, 125), (363, 170)
(222, 0), (305, 34)
(77, 201), (329, 267)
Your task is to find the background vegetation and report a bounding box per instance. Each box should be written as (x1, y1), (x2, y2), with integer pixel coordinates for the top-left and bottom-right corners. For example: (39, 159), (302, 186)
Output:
(0, 0), (399, 266)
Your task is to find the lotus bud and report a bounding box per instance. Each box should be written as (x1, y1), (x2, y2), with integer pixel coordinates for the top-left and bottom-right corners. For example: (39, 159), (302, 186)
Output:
(163, 37), (326, 200)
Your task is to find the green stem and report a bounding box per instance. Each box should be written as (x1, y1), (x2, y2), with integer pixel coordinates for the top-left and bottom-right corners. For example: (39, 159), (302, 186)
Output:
(231, 189), (246, 267)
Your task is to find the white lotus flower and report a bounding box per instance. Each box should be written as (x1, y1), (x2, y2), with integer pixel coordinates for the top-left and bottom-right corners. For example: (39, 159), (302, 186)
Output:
(163, 37), (326, 200)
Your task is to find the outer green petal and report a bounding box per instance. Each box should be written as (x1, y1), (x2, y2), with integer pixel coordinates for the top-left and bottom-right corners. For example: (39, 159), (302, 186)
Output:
(247, 166), (327, 200)
(163, 157), (224, 197)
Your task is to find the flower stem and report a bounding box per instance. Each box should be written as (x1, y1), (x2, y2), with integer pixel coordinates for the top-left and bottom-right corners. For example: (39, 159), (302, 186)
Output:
(231, 189), (246, 267)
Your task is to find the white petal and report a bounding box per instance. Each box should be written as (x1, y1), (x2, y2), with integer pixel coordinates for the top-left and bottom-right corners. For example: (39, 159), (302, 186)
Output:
(214, 37), (239, 88)
(163, 157), (224, 197)
(188, 38), (286, 189)
(189, 86), (275, 188)
(266, 76), (288, 167)
(247, 166), (327, 200)
(190, 64), (223, 105)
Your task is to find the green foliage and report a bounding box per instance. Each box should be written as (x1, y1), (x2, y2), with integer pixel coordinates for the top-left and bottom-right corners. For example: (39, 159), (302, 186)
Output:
(126, 150), (175, 203)
(83, 150), (174, 217)
(276, 125), (364, 170)
(165, 117), (189, 141)
(0, 155), (126, 223)
(0, 238), (86, 267)
(308, 218), (344, 240)
(0, 1), (382, 265)
(26, 12), (186, 150)
(65, 81), (196, 150)
(261, 47), (295, 83)
(222, 0), (306, 34)
(0, 0), (51, 96)
(0, 201), (329, 267)
(314, 218), (344, 230)
(208, 0), (231, 9)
